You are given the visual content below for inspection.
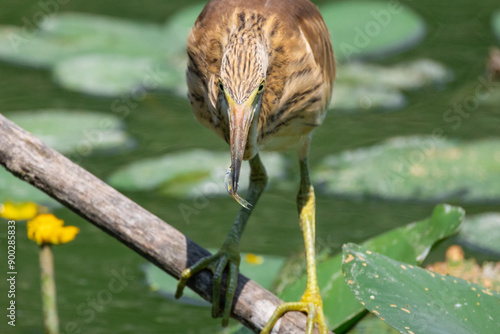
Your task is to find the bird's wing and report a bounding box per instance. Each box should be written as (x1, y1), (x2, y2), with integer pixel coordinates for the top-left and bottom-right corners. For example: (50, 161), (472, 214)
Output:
(295, 3), (336, 104)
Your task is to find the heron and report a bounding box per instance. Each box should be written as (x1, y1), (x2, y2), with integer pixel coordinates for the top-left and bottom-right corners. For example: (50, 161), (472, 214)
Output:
(175, 0), (335, 332)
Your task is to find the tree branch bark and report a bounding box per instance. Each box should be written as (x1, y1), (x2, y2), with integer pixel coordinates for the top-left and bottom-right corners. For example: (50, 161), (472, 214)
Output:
(0, 114), (333, 334)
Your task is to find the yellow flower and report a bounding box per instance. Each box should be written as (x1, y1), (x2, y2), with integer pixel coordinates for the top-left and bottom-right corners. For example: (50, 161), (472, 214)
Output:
(0, 201), (39, 220)
(27, 214), (79, 245)
(245, 253), (264, 265)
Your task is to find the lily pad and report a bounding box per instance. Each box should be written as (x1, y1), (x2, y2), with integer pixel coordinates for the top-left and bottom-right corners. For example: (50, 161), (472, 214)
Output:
(314, 136), (500, 203)
(458, 213), (500, 255)
(163, 1), (425, 65)
(277, 204), (464, 331)
(5, 109), (130, 154)
(0, 13), (168, 68)
(449, 74), (500, 107)
(108, 150), (287, 198)
(331, 84), (405, 111)
(144, 251), (285, 306)
(0, 26), (71, 68)
(53, 55), (182, 96)
(493, 11), (500, 40)
(0, 3), (426, 98)
(342, 243), (500, 334)
(349, 314), (399, 334)
(478, 84), (500, 106)
(163, 4), (205, 58)
(331, 59), (451, 112)
(322, 1), (426, 62)
(0, 168), (58, 205)
(336, 60), (451, 91)
(0, 13), (188, 97)
(160, 1), (427, 97)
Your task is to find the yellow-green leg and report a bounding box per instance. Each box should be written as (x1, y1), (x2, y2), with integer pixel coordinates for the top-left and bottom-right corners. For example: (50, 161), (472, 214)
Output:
(261, 155), (327, 334)
(176, 154), (267, 326)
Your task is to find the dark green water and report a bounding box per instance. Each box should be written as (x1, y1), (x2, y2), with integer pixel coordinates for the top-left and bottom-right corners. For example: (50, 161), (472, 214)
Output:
(1, 0), (499, 333)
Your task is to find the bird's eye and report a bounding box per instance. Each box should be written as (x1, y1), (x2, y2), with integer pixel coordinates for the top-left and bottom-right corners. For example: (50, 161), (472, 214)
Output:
(257, 82), (265, 94)
(218, 80), (224, 91)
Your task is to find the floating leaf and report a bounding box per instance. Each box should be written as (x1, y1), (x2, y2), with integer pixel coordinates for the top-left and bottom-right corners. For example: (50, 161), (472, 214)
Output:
(342, 243), (500, 334)
(277, 204), (464, 331)
(493, 11), (500, 40)
(53, 55), (181, 96)
(478, 83), (500, 106)
(314, 136), (500, 203)
(162, 1), (425, 64)
(218, 324), (254, 334)
(336, 60), (451, 91)
(449, 73), (500, 107)
(331, 84), (405, 111)
(161, 3), (206, 97)
(144, 251), (285, 306)
(0, 26), (69, 68)
(0, 13), (167, 68)
(163, 1), (427, 97)
(332, 59), (451, 112)
(5, 109), (130, 154)
(0, 13), (188, 96)
(0, 3), (428, 99)
(108, 150), (287, 198)
(458, 213), (500, 255)
(349, 314), (399, 334)
(163, 4), (205, 58)
(322, 1), (425, 62)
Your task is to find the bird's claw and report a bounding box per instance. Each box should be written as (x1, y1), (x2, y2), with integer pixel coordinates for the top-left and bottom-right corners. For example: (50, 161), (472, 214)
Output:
(176, 248), (240, 326)
(261, 296), (328, 334)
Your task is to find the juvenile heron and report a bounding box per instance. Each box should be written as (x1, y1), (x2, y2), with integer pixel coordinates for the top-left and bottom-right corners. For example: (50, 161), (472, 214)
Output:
(175, 0), (335, 332)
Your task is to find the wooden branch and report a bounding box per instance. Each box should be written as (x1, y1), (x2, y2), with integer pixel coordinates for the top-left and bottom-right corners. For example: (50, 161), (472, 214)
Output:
(0, 114), (333, 334)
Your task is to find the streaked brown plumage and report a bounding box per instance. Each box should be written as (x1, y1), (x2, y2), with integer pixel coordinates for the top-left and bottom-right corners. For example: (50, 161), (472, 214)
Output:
(187, 0), (334, 164)
(176, 0), (335, 332)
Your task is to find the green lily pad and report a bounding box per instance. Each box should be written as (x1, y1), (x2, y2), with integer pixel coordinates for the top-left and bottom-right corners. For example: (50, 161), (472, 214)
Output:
(331, 84), (405, 111)
(448, 75), (500, 107)
(458, 213), (500, 255)
(161, 3), (206, 97)
(322, 1), (425, 62)
(349, 314), (399, 334)
(278, 204), (464, 331)
(0, 168), (58, 205)
(493, 11), (500, 40)
(342, 243), (500, 334)
(5, 109), (130, 154)
(218, 325), (253, 334)
(53, 54), (182, 96)
(0, 13), (168, 68)
(162, 1), (425, 65)
(478, 84), (500, 105)
(108, 150), (286, 198)
(336, 59), (451, 91)
(331, 59), (451, 112)
(0, 26), (69, 68)
(160, 1), (427, 97)
(144, 251), (285, 306)
(314, 136), (500, 203)
(163, 4), (205, 58)
(0, 2), (426, 98)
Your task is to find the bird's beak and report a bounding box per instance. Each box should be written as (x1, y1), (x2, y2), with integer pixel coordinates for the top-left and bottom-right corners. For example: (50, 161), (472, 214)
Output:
(225, 95), (256, 209)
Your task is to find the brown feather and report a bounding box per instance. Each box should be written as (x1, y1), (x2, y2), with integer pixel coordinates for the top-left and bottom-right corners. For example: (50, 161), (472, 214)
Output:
(186, 0), (335, 156)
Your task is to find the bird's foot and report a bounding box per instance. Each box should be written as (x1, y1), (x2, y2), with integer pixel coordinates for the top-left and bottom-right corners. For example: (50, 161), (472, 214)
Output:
(175, 245), (240, 327)
(261, 291), (327, 334)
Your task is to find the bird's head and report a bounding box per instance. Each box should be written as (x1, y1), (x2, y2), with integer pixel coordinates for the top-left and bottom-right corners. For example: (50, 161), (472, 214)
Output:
(217, 37), (268, 208)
